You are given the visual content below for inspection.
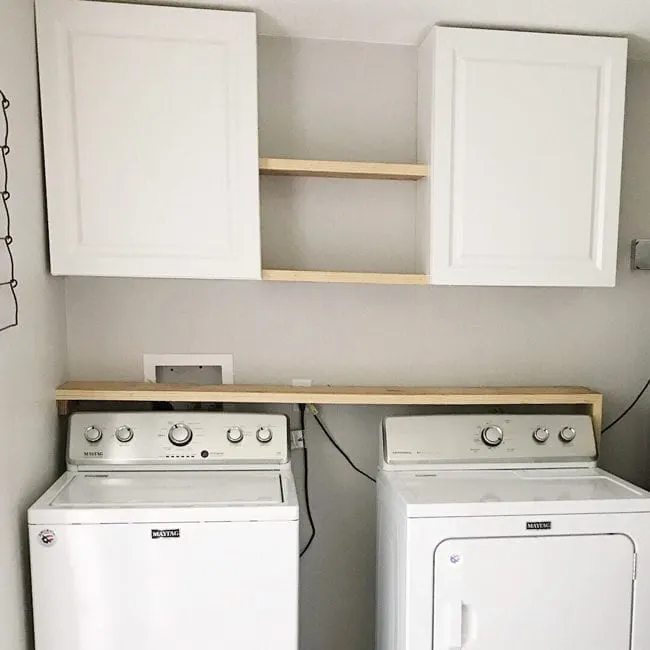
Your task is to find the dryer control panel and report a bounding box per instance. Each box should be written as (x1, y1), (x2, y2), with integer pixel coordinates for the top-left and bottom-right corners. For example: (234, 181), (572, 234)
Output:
(382, 414), (597, 469)
(68, 412), (289, 469)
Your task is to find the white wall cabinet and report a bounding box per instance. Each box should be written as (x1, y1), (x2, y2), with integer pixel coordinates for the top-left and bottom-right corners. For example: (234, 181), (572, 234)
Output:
(418, 27), (628, 287)
(36, 0), (260, 279)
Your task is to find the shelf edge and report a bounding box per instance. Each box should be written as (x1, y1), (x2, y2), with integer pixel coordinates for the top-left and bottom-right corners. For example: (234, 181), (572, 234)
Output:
(261, 269), (430, 285)
(259, 157), (428, 180)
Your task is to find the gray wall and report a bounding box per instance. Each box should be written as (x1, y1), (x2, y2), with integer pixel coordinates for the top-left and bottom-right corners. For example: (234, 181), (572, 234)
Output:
(0, 0), (68, 648)
(64, 38), (650, 650)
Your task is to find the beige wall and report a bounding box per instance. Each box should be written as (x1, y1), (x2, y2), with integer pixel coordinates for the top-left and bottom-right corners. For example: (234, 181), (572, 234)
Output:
(0, 1), (68, 648)
(63, 38), (650, 650)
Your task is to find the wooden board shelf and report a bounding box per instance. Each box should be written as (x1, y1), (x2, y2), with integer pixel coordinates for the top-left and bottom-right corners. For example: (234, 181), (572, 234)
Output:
(261, 269), (429, 285)
(259, 157), (428, 180)
(55, 382), (603, 435)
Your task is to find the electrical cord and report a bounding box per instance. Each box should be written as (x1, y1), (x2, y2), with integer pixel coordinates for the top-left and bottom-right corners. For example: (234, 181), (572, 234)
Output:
(299, 404), (316, 557)
(298, 404), (375, 557)
(309, 405), (376, 484)
(601, 377), (650, 434)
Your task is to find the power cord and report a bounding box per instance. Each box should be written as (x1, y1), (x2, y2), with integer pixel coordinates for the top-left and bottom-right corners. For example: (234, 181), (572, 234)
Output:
(308, 404), (376, 484)
(298, 403), (376, 557)
(601, 377), (650, 434)
(298, 404), (316, 557)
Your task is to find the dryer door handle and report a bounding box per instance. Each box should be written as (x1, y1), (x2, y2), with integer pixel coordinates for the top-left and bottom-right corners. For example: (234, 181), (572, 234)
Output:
(447, 600), (466, 649)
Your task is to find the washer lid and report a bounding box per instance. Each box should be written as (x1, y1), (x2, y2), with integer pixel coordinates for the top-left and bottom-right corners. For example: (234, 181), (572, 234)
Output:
(50, 471), (283, 507)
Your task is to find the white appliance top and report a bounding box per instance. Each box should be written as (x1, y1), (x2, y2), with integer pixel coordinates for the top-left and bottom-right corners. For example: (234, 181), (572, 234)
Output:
(51, 471), (283, 507)
(28, 411), (299, 525)
(379, 413), (650, 517)
(66, 411), (289, 470)
(381, 413), (597, 470)
(380, 467), (650, 517)
(28, 468), (299, 525)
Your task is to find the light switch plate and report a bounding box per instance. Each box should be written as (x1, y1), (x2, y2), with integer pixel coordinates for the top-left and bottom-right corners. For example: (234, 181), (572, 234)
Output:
(632, 239), (650, 270)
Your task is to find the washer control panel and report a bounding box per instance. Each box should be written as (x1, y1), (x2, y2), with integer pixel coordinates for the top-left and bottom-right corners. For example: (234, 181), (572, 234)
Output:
(383, 414), (597, 467)
(68, 412), (289, 468)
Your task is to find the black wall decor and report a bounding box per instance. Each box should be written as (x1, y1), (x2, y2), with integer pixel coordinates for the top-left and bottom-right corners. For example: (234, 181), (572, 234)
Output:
(0, 90), (17, 333)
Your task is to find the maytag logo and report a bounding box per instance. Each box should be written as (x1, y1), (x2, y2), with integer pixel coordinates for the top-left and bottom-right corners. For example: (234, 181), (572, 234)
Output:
(83, 450), (103, 457)
(526, 521), (552, 530)
(151, 529), (180, 539)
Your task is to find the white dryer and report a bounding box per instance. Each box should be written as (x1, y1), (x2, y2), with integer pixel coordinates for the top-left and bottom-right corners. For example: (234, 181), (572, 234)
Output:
(376, 413), (650, 650)
(29, 411), (298, 650)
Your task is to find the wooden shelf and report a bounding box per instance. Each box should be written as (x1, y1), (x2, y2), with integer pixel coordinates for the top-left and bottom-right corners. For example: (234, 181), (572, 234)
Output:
(261, 269), (429, 285)
(259, 157), (428, 180)
(55, 382), (603, 434)
(56, 382), (601, 405)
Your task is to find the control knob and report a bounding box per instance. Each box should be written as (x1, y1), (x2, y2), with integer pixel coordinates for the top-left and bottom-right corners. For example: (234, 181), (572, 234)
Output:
(115, 426), (134, 443)
(227, 427), (244, 444)
(559, 426), (577, 443)
(532, 427), (550, 443)
(84, 426), (103, 443)
(481, 425), (504, 447)
(168, 423), (193, 447)
(256, 427), (273, 443)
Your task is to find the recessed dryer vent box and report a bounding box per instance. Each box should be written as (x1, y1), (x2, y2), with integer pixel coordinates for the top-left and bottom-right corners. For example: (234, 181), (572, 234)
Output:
(143, 354), (234, 385)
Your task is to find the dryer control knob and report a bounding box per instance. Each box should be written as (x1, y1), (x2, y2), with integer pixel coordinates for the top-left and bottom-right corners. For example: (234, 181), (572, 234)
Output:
(532, 427), (550, 443)
(227, 427), (244, 444)
(481, 425), (504, 447)
(256, 427), (273, 443)
(115, 425), (134, 443)
(84, 426), (103, 443)
(559, 426), (577, 443)
(168, 423), (193, 447)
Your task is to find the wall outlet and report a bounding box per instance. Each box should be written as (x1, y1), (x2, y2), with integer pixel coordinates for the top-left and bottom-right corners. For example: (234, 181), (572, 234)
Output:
(143, 353), (234, 384)
(292, 378), (312, 387)
(290, 429), (305, 449)
(632, 239), (650, 270)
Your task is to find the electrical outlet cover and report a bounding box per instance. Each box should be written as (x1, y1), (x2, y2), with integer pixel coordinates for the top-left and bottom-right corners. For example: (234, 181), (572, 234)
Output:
(290, 429), (305, 449)
(632, 239), (650, 270)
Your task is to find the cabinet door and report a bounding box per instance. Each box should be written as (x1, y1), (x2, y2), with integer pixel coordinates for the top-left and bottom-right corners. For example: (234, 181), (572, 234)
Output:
(37, 0), (260, 279)
(419, 27), (627, 286)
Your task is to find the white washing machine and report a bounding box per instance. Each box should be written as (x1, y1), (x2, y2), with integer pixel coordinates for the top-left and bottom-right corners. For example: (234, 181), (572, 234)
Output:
(376, 413), (650, 650)
(29, 411), (298, 650)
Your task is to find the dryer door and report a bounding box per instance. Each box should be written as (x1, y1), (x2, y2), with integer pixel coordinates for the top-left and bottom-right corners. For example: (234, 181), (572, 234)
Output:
(433, 534), (634, 650)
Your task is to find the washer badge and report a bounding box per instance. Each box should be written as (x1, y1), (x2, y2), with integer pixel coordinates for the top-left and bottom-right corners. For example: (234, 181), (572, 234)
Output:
(38, 529), (56, 547)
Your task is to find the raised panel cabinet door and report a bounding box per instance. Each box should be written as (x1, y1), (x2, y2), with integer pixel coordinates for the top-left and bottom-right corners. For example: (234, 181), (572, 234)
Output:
(419, 27), (627, 286)
(36, 0), (260, 279)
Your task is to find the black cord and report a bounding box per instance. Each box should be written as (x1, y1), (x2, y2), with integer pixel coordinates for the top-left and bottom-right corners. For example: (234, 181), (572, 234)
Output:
(299, 404), (316, 557)
(601, 377), (650, 434)
(312, 410), (376, 484)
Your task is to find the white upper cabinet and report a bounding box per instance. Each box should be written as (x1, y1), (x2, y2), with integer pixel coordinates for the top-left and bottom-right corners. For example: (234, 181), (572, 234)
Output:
(418, 27), (628, 286)
(36, 0), (260, 279)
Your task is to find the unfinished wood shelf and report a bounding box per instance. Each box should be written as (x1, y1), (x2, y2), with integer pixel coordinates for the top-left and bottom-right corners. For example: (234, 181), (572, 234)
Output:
(259, 157), (428, 181)
(261, 269), (429, 285)
(56, 382), (603, 435)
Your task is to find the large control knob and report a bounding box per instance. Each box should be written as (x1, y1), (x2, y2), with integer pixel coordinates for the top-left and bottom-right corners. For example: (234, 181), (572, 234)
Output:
(256, 427), (273, 444)
(226, 427), (244, 444)
(559, 426), (577, 443)
(481, 425), (504, 447)
(84, 426), (103, 443)
(168, 423), (193, 447)
(115, 425), (134, 443)
(532, 427), (550, 443)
